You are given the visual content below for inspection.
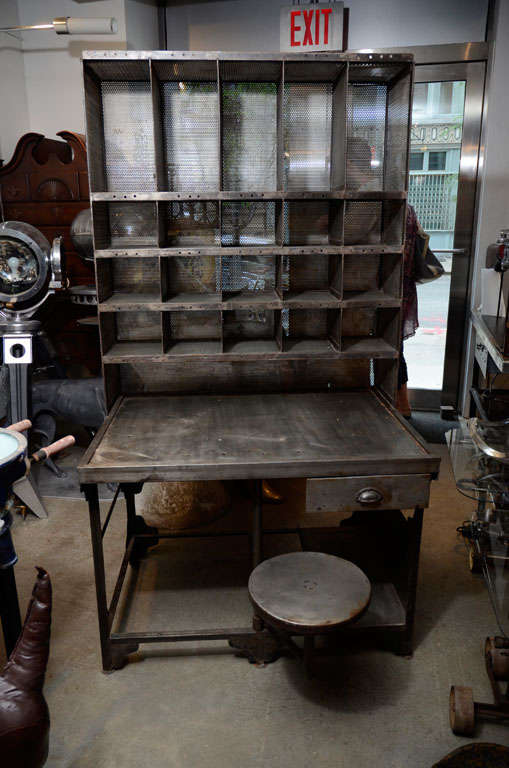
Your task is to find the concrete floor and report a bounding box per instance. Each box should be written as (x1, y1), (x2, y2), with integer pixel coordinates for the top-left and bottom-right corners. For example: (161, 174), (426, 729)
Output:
(5, 444), (509, 767)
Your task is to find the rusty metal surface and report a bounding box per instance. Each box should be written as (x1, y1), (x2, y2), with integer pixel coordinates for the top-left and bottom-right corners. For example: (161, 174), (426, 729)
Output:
(77, 390), (440, 483)
(248, 551), (371, 634)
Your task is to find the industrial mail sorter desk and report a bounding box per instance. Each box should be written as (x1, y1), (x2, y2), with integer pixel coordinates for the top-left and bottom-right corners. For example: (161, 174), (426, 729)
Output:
(78, 389), (440, 672)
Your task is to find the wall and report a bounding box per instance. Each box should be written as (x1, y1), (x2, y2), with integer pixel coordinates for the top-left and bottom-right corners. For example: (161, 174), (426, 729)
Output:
(461, 0), (509, 412)
(125, 0), (160, 49)
(165, 0), (489, 51)
(0, 0), (490, 164)
(0, 0), (29, 164)
(472, 0), (509, 307)
(14, 0), (127, 161)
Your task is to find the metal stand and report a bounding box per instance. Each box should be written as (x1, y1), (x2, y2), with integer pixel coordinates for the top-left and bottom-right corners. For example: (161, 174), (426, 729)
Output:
(1, 320), (47, 519)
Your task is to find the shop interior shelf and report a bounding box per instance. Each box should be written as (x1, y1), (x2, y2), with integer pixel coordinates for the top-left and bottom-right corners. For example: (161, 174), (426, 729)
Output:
(340, 337), (398, 358)
(222, 290), (281, 309)
(83, 52), (412, 405)
(223, 339), (281, 355)
(283, 290), (340, 308)
(100, 294), (162, 311)
(283, 338), (339, 355)
(103, 341), (163, 360)
(341, 290), (401, 308)
(165, 340), (223, 356)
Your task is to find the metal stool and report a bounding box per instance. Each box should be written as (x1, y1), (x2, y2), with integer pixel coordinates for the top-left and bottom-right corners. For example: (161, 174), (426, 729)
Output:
(248, 552), (371, 674)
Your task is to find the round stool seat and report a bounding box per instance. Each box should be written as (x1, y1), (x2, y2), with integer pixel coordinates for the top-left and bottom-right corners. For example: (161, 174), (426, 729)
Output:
(248, 552), (371, 635)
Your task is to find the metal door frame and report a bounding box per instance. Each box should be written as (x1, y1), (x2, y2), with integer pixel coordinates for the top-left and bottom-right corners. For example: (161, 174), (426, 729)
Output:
(352, 43), (488, 413)
(409, 60), (485, 412)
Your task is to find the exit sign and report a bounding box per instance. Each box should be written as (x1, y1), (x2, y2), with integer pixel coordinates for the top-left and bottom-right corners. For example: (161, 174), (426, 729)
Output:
(280, 2), (344, 52)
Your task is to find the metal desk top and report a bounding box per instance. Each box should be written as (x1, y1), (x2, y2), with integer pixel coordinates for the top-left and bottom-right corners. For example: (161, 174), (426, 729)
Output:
(78, 390), (439, 484)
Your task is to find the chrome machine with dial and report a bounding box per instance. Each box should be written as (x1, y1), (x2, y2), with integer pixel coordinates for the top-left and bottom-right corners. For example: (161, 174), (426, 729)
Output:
(0, 220), (65, 424)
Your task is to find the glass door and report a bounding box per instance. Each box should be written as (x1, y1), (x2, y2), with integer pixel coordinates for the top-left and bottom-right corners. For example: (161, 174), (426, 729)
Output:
(404, 62), (485, 413)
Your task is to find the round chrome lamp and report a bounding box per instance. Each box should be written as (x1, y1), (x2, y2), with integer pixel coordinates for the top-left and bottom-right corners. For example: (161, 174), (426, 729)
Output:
(0, 221), (65, 425)
(0, 222), (63, 314)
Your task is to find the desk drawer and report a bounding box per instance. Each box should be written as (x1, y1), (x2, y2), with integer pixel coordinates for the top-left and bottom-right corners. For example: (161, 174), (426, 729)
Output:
(306, 474), (431, 514)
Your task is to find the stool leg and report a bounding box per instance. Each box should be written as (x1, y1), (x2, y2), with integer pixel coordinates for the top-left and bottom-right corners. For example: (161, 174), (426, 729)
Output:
(252, 479), (263, 569)
(253, 614), (265, 632)
(304, 635), (315, 678)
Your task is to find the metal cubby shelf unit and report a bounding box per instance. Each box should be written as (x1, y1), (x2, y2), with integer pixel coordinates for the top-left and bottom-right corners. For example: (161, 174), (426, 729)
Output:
(83, 51), (412, 407)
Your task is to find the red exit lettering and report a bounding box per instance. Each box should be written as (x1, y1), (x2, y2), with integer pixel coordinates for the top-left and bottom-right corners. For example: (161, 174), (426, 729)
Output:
(290, 7), (333, 47)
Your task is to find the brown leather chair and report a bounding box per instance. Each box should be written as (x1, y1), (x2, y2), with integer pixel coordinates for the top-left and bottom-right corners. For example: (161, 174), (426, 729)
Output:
(0, 567), (51, 768)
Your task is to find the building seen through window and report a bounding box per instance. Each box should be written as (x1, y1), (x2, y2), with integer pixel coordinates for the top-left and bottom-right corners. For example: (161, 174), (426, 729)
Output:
(405, 80), (466, 393)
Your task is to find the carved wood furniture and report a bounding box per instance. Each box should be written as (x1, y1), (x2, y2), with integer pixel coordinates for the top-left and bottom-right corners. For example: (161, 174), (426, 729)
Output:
(0, 131), (91, 287)
(78, 51), (440, 671)
(0, 131), (99, 376)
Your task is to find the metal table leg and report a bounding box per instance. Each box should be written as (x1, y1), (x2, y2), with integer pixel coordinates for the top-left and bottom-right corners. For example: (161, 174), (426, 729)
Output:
(83, 483), (114, 672)
(121, 483), (158, 565)
(252, 479), (263, 569)
(398, 505), (424, 656)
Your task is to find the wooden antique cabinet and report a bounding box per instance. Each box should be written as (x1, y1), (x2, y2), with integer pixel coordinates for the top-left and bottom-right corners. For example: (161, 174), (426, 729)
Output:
(78, 51), (440, 671)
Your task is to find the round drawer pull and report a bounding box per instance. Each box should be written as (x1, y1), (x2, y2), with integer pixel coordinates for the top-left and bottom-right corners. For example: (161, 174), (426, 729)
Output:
(356, 487), (384, 505)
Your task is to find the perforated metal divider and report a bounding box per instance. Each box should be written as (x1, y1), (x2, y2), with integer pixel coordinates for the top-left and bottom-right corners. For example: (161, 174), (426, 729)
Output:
(116, 311), (161, 342)
(101, 81), (156, 193)
(92, 202), (159, 250)
(152, 60), (220, 192)
(219, 60), (281, 192)
(346, 83), (386, 191)
(343, 254), (380, 296)
(222, 254), (277, 297)
(283, 59), (346, 193)
(346, 62), (411, 193)
(284, 200), (338, 245)
(221, 202), (276, 246)
(284, 83), (332, 192)
(223, 309), (276, 341)
(168, 311), (222, 341)
(343, 201), (381, 245)
(285, 254), (329, 293)
(283, 307), (340, 353)
(108, 202), (158, 248)
(164, 256), (220, 299)
(163, 201), (220, 246)
(160, 83), (219, 191)
(111, 258), (159, 295)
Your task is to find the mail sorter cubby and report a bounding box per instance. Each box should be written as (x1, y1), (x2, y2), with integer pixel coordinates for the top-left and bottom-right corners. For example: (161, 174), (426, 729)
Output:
(80, 52), (443, 673)
(85, 52), (411, 406)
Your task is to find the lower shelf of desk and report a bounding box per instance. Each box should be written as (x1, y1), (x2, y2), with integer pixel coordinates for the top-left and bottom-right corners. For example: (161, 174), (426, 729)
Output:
(353, 582), (406, 629)
(110, 525), (407, 642)
(111, 580), (406, 645)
